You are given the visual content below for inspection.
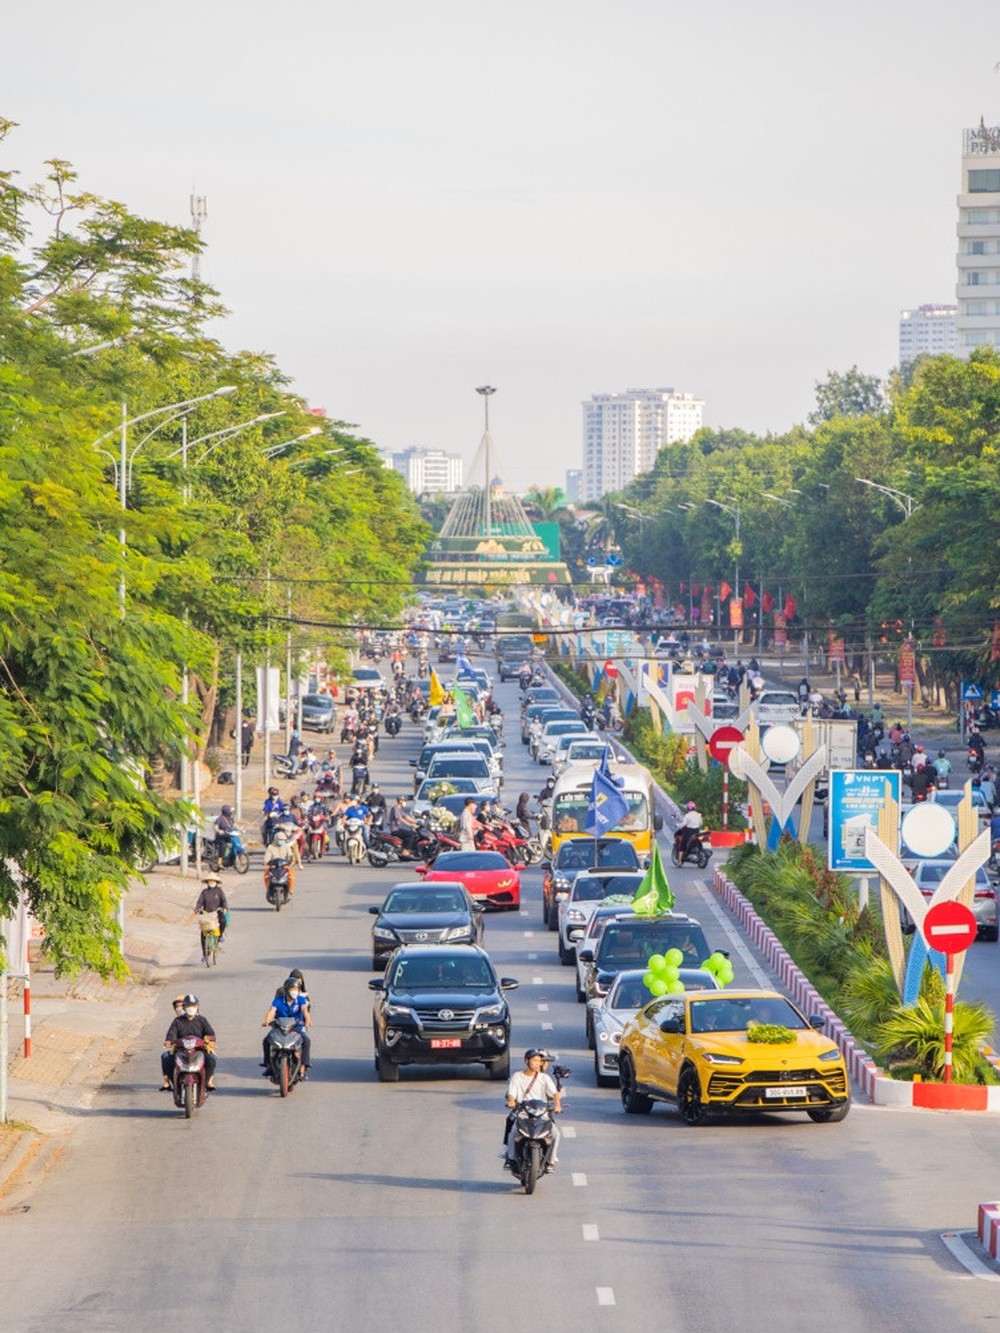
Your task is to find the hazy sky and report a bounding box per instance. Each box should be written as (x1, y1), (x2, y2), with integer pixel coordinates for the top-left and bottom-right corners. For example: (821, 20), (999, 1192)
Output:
(4, 2), (999, 489)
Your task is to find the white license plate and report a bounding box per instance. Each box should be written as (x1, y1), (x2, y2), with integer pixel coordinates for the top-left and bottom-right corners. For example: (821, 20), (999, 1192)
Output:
(765, 1085), (807, 1099)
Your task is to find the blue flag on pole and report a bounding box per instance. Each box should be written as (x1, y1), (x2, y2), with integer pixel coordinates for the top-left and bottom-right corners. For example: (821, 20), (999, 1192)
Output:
(585, 768), (630, 836)
(456, 653), (477, 680)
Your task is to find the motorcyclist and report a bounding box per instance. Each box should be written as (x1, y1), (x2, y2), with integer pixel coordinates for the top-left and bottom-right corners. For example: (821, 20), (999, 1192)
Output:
(388, 795), (420, 855)
(262, 975), (312, 1078)
(159, 994), (186, 1086)
(936, 750), (953, 786)
(504, 1048), (562, 1173)
(162, 994), (216, 1092)
(213, 804), (236, 863)
(367, 783), (387, 818)
(674, 802), (704, 859)
(193, 873), (229, 952)
(343, 795), (372, 847)
(262, 788), (286, 846)
(264, 830), (296, 895)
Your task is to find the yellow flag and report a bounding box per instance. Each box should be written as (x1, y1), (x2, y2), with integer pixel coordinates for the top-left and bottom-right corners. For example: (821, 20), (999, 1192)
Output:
(428, 669), (445, 707)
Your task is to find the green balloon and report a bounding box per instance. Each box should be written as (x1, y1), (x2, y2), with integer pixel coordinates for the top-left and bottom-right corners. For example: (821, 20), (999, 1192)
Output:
(643, 971), (656, 992)
(663, 964), (680, 983)
(667, 980), (686, 994)
(720, 963), (735, 985)
(648, 977), (668, 996)
(647, 953), (667, 976)
(664, 948), (684, 968)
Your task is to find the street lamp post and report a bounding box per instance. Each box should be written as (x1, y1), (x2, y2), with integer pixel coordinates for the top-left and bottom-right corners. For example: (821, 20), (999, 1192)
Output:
(476, 386), (496, 537)
(705, 497), (741, 653)
(855, 478), (920, 723)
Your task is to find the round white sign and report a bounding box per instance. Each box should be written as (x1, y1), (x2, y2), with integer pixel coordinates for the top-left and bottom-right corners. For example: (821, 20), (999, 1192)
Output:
(760, 724), (801, 765)
(901, 803), (957, 859)
(726, 744), (749, 780)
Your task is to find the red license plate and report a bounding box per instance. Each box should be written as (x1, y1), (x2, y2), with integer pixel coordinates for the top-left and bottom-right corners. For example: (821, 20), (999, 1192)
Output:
(430, 1038), (462, 1049)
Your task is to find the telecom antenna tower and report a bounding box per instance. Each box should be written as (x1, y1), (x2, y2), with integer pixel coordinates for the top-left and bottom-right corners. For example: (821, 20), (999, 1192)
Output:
(190, 193), (207, 281)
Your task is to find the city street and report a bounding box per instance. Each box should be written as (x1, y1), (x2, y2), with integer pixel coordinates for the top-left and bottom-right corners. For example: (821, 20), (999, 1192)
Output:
(2, 676), (999, 1331)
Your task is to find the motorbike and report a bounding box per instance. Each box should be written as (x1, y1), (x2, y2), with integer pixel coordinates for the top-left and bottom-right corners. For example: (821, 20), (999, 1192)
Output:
(969, 748), (985, 774)
(265, 861), (292, 911)
(507, 1064), (571, 1196)
(385, 710), (402, 737)
(580, 707), (596, 730)
(272, 748), (319, 780)
(477, 820), (538, 867)
(170, 1036), (210, 1119)
(488, 711), (504, 739)
(671, 829), (713, 870)
(344, 816), (366, 866)
(307, 811), (329, 861)
(351, 763), (370, 796)
(212, 828), (250, 875)
(264, 1017), (306, 1097)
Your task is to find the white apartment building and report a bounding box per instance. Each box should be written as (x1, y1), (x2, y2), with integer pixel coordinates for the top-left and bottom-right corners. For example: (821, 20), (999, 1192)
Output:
(385, 447), (464, 495)
(582, 388), (703, 502)
(899, 304), (957, 364)
(564, 469), (583, 504)
(956, 122), (1000, 353)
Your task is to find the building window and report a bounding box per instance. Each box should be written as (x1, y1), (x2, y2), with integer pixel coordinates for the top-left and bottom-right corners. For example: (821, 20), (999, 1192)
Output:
(969, 240), (987, 254)
(969, 170), (1000, 193)
(965, 300), (988, 315)
(967, 208), (992, 224)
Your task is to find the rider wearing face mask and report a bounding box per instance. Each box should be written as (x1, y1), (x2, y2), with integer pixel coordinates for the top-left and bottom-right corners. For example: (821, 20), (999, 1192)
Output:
(161, 994), (217, 1091)
(262, 976), (312, 1077)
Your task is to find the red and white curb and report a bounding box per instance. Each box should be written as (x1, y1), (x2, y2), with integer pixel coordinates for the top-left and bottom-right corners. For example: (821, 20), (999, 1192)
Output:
(711, 867), (1000, 1112)
(979, 1203), (1000, 1259)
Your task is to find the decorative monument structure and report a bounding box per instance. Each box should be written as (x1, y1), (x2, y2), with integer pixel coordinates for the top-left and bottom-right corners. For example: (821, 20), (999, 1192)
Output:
(419, 387), (571, 588)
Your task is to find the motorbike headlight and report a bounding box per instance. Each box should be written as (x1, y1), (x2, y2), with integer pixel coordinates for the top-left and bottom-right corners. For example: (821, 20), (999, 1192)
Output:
(384, 1004), (413, 1020)
(701, 1053), (744, 1065)
(819, 1047), (843, 1062)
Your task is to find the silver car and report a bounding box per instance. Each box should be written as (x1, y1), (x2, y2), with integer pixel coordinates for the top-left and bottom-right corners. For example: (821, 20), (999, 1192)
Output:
(588, 967), (721, 1086)
(909, 861), (998, 940)
(557, 870), (647, 965)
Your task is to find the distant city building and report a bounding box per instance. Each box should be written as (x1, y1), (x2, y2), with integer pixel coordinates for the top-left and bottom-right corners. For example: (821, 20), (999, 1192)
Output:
(899, 304), (957, 364)
(956, 121), (1000, 354)
(385, 447), (463, 495)
(582, 388), (703, 502)
(564, 469), (583, 504)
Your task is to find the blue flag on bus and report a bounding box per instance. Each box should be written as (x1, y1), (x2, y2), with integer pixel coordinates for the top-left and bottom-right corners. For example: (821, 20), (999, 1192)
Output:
(456, 653), (477, 680)
(585, 767), (629, 836)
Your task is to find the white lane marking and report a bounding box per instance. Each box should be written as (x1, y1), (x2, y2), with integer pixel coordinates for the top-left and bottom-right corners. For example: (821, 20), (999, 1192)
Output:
(572, 1172), (588, 1187)
(520, 910), (529, 917)
(582, 1224), (600, 1242)
(596, 1288), (616, 1306)
(537, 1003), (549, 1012)
(524, 931), (534, 938)
(691, 877), (770, 987)
(541, 1022), (553, 1031)
(561, 1126), (576, 1138)
(528, 952), (538, 960)
(532, 976), (544, 984)
(941, 1230), (1000, 1281)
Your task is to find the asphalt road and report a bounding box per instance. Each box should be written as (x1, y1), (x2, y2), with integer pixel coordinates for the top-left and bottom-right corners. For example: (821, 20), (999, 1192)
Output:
(2, 672), (1000, 1332)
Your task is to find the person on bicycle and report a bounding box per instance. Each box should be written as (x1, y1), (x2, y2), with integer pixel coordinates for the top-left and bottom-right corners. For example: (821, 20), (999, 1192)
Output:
(193, 874), (229, 952)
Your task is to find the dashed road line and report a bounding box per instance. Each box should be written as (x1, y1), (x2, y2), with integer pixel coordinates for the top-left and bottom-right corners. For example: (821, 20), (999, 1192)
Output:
(596, 1288), (616, 1306)
(561, 1126), (577, 1138)
(541, 1021), (553, 1031)
(582, 1224), (600, 1242)
(572, 1172), (588, 1187)
(523, 930), (535, 938)
(527, 952), (538, 960)
(537, 1003), (549, 1012)
(532, 976), (544, 984)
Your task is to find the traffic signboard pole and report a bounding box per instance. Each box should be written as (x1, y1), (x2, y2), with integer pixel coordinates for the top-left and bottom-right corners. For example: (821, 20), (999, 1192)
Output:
(944, 952), (955, 1086)
(723, 767), (729, 831)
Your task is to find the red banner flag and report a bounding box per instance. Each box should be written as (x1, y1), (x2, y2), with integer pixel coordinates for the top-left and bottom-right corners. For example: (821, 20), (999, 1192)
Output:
(761, 590), (774, 614)
(703, 583), (714, 599)
(773, 611), (787, 646)
(719, 580), (732, 602)
(784, 593), (797, 620)
(700, 590), (713, 624)
(743, 584), (756, 609)
(932, 618), (946, 649)
(691, 581), (700, 598)
(992, 623), (1000, 662)
(729, 598), (743, 628)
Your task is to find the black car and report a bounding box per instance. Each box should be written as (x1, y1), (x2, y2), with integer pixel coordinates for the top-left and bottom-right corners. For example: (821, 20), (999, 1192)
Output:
(369, 881), (484, 970)
(369, 945), (518, 1082)
(541, 836), (641, 928)
(577, 914), (710, 1003)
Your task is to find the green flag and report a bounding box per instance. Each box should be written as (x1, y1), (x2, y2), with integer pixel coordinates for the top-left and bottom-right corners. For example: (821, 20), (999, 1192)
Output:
(632, 842), (675, 916)
(453, 684), (476, 730)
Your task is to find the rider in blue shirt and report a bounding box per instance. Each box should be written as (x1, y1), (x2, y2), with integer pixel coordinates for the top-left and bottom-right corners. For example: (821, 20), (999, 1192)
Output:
(262, 976), (312, 1076)
(344, 797), (372, 845)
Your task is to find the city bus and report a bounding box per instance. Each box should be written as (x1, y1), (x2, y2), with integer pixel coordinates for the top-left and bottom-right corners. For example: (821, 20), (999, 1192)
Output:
(549, 761), (662, 858)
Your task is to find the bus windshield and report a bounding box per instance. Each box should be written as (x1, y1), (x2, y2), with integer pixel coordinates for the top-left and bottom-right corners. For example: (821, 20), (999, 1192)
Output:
(552, 791), (648, 834)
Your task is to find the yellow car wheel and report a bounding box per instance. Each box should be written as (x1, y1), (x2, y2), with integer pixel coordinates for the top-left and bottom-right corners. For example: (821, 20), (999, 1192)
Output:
(677, 1067), (708, 1125)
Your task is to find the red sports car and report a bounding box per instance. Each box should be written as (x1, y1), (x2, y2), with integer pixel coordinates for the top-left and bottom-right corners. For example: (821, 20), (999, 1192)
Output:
(418, 850), (522, 911)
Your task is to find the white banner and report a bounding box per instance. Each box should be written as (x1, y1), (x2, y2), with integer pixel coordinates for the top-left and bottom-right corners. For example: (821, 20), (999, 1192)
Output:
(1, 882), (31, 976)
(256, 666), (281, 734)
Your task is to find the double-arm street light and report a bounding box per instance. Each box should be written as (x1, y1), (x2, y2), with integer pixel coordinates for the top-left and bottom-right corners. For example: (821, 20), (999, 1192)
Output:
(854, 477), (920, 519)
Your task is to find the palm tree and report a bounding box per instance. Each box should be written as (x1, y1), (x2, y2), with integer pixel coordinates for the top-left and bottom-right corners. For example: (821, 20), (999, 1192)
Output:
(522, 485), (569, 521)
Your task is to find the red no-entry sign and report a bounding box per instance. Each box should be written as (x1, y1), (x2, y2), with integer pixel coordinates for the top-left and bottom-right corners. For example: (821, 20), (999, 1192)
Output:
(923, 900), (977, 955)
(603, 660), (618, 678)
(708, 725), (744, 768)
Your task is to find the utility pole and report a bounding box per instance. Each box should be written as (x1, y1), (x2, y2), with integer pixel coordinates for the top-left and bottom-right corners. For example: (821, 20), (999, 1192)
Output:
(190, 194), (207, 283)
(285, 585), (293, 754)
(476, 386), (496, 537)
(235, 650), (243, 824)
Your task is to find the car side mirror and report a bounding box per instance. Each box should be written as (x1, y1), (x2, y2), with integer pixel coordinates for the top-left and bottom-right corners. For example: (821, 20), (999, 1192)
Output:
(368, 979), (385, 991)
(578, 949), (594, 963)
(368, 906), (380, 915)
(500, 978), (519, 991)
(659, 1017), (682, 1034)
(808, 1015), (825, 1031)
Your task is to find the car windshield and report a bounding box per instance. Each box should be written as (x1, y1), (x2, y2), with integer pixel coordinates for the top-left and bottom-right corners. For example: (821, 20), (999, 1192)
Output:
(383, 889), (467, 914)
(416, 778), (477, 798)
(566, 744), (607, 761)
(302, 694), (331, 708)
(760, 692), (797, 708)
(917, 863), (989, 887)
(688, 995), (807, 1034)
(596, 922), (709, 967)
(572, 874), (643, 903)
(427, 758), (489, 778)
(555, 840), (639, 871)
(390, 955), (495, 989)
(610, 977), (650, 1010)
(553, 792), (648, 833)
(434, 852), (508, 871)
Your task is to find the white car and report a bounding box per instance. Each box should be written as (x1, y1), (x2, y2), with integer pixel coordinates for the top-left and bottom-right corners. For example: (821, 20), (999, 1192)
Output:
(557, 870), (647, 966)
(755, 690), (800, 725)
(588, 967), (721, 1085)
(537, 719), (590, 765)
(552, 733), (604, 775)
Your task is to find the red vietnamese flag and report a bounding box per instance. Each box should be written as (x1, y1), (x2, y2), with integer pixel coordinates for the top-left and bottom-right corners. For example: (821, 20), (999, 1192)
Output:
(761, 590), (774, 614)
(784, 593), (797, 620)
(719, 580), (732, 602)
(744, 584), (757, 609)
(691, 581), (700, 598)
